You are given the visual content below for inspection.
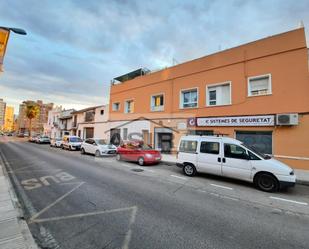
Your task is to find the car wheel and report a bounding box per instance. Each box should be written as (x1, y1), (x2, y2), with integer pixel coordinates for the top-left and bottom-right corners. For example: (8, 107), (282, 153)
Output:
(95, 150), (101, 157)
(81, 148), (85, 154)
(138, 157), (144, 166)
(255, 173), (279, 192)
(183, 163), (197, 177)
(116, 154), (122, 161)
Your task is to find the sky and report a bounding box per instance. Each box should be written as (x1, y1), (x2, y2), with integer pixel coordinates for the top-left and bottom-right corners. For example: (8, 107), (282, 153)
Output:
(0, 0), (308, 114)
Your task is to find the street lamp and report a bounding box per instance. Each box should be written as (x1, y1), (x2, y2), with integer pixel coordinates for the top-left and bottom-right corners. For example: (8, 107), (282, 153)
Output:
(0, 26), (27, 35)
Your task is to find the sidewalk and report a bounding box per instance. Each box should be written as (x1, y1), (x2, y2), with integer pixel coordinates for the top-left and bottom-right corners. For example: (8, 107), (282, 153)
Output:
(161, 154), (309, 186)
(0, 156), (38, 248)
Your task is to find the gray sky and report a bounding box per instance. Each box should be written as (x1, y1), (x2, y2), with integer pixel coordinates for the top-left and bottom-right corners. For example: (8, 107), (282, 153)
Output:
(0, 0), (308, 114)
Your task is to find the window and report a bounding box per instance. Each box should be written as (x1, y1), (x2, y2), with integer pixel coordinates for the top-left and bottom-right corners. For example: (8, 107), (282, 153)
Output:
(125, 100), (134, 113)
(200, 142), (219, 154)
(151, 94), (164, 111)
(181, 89), (198, 108)
(248, 74), (271, 96)
(100, 109), (104, 115)
(236, 131), (272, 154)
(248, 151), (261, 160)
(206, 82), (231, 106)
(179, 140), (197, 153)
(85, 111), (95, 122)
(112, 102), (120, 111)
(224, 144), (248, 160)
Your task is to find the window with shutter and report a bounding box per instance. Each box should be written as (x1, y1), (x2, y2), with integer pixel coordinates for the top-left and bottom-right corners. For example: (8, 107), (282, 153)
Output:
(248, 75), (271, 96)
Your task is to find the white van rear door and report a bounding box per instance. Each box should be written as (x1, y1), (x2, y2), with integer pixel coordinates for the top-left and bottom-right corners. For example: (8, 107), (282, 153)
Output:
(197, 140), (222, 175)
(222, 143), (252, 181)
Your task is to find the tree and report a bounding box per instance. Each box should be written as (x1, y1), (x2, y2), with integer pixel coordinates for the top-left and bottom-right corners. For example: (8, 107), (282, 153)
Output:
(25, 103), (40, 137)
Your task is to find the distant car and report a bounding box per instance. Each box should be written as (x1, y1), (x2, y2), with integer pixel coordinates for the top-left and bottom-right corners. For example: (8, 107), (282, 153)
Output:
(37, 136), (50, 144)
(116, 140), (161, 166)
(81, 138), (117, 157)
(23, 132), (29, 137)
(7, 132), (13, 136)
(50, 137), (62, 147)
(17, 133), (24, 137)
(62, 135), (83, 150)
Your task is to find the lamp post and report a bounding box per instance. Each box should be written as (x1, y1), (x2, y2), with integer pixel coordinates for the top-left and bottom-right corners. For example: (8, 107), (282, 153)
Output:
(0, 26), (26, 72)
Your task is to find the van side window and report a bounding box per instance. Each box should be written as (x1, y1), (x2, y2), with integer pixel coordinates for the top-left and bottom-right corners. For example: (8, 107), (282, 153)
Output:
(200, 142), (219, 154)
(248, 151), (261, 160)
(224, 144), (248, 160)
(179, 140), (197, 153)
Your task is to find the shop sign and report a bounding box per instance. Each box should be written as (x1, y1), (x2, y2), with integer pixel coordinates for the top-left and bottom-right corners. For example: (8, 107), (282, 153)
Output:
(196, 115), (275, 127)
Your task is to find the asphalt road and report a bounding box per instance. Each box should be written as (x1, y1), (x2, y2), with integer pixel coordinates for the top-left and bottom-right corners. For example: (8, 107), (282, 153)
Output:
(0, 137), (309, 249)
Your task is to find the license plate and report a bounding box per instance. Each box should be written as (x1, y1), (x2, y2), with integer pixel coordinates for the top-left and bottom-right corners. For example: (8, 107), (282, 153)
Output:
(155, 157), (161, 160)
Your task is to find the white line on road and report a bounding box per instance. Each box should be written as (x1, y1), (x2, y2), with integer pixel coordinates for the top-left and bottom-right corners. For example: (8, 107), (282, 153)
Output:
(170, 175), (187, 180)
(269, 196), (308, 206)
(210, 184), (233, 190)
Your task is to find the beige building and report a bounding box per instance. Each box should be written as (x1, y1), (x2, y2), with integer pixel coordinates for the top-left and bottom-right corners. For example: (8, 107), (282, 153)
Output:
(72, 105), (109, 139)
(17, 100), (53, 134)
(0, 98), (6, 131)
(3, 106), (14, 132)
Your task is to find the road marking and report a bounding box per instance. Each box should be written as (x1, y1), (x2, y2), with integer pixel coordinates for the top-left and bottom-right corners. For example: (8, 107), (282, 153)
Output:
(122, 206), (138, 249)
(31, 206), (137, 223)
(170, 175), (187, 180)
(30, 182), (84, 222)
(269, 196), (308, 206)
(210, 184), (233, 190)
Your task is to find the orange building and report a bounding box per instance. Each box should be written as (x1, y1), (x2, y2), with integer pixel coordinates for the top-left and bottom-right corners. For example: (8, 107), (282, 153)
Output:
(109, 28), (309, 170)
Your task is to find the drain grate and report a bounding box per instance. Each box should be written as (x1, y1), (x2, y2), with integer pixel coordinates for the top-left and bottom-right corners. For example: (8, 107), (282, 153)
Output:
(131, 168), (144, 172)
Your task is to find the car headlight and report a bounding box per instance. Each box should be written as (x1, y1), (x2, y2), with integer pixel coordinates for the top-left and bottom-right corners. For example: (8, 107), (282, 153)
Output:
(145, 153), (153, 158)
(290, 170), (294, 176)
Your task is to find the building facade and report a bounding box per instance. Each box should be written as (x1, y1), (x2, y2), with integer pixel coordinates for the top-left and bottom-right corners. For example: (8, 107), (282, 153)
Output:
(45, 106), (63, 138)
(109, 28), (309, 170)
(0, 98), (6, 131)
(72, 105), (109, 139)
(3, 106), (14, 132)
(17, 100), (53, 134)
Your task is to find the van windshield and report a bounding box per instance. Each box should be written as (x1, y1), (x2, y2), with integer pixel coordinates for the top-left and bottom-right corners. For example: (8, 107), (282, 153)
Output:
(242, 144), (271, 160)
(70, 137), (82, 142)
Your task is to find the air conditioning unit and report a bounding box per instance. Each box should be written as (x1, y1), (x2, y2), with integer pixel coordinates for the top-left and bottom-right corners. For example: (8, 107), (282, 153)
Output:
(276, 113), (299, 125)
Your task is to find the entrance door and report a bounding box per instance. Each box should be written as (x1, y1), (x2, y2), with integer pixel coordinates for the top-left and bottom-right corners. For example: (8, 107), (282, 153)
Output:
(110, 128), (121, 146)
(84, 127), (94, 139)
(222, 143), (252, 181)
(158, 133), (172, 153)
(197, 140), (222, 175)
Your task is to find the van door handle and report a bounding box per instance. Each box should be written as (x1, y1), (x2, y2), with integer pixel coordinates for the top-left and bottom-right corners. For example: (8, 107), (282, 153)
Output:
(217, 158), (221, 162)
(222, 158), (226, 163)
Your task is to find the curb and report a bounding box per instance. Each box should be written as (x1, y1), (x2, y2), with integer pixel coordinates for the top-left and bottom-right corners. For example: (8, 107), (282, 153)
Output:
(0, 149), (39, 249)
(161, 160), (309, 187)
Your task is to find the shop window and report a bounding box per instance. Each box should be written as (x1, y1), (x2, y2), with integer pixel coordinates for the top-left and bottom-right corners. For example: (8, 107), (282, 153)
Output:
(200, 142), (219, 154)
(248, 74), (271, 96)
(112, 102), (120, 111)
(206, 82), (231, 106)
(125, 100), (134, 113)
(179, 140), (197, 153)
(180, 88), (198, 108)
(236, 131), (272, 154)
(187, 130), (213, 136)
(151, 94), (164, 111)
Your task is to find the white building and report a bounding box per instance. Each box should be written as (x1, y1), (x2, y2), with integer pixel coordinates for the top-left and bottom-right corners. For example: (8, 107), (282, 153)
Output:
(45, 106), (62, 138)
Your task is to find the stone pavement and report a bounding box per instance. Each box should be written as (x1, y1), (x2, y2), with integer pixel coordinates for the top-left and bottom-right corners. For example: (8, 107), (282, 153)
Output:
(0, 156), (38, 249)
(161, 154), (309, 186)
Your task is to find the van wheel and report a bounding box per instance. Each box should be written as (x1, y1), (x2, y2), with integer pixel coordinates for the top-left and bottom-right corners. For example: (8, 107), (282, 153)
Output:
(138, 157), (144, 166)
(183, 163), (196, 177)
(255, 173), (279, 192)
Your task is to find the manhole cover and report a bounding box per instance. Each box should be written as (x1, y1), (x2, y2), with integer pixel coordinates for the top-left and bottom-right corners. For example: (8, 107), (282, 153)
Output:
(131, 168), (144, 172)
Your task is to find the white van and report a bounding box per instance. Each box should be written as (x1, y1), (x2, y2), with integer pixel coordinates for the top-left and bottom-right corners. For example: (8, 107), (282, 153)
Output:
(176, 135), (296, 192)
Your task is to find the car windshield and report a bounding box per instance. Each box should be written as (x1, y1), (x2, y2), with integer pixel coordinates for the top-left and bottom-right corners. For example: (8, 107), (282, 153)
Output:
(242, 144), (271, 160)
(70, 137), (82, 142)
(96, 139), (108, 145)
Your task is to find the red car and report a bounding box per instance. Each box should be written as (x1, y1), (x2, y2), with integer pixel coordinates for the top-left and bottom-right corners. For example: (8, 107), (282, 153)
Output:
(116, 140), (161, 166)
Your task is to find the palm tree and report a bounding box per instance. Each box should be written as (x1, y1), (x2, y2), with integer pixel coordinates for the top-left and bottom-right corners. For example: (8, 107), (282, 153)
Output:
(25, 103), (40, 137)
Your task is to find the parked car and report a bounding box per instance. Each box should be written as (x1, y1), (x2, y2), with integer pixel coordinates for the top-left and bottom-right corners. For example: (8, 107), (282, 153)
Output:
(50, 137), (62, 147)
(176, 135), (296, 192)
(116, 140), (161, 166)
(17, 133), (24, 137)
(37, 135), (51, 144)
(81, 138), (117, 157)
(28, 133), (40, 142)
(23, 132), (29, 137)
(62, 135), (83, 150)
